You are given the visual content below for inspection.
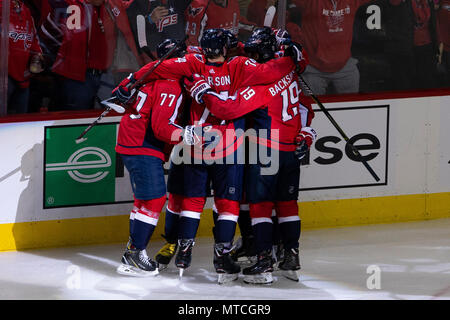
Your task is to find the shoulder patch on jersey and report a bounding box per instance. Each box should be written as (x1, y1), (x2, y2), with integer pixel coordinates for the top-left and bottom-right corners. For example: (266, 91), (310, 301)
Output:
(187, 45), (202, 54)
(227, 56), (239, 62)
(188, 5), (204, 17)
(194, 54), (205, 63)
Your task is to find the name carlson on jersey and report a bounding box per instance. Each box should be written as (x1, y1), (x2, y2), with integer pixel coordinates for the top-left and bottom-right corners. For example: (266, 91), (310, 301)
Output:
(268, 71), (296, 96)
(207, 75), (231, 87)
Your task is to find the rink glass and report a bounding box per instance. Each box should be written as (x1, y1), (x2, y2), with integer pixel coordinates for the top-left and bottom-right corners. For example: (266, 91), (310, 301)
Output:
(0, 0), (448, 115)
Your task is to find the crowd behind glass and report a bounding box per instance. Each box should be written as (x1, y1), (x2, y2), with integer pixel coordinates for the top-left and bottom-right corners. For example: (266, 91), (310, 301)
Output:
(1, 0), (449, 115)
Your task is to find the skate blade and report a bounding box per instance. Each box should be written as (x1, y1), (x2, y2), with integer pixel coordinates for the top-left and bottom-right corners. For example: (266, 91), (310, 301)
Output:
(178, 268), (185, 279)
(282, 269), (300, 282)
(243, 272), (273, 285)
(158, 263), (168, 271)
(273, 262), (280, 271)
(217, 273), (239, 285)
(116, 264), (159, 277)
(236, 255), (257, 265)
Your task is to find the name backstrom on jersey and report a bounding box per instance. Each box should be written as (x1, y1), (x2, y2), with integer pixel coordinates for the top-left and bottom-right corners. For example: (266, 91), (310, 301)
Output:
(268, 71), (296, 96)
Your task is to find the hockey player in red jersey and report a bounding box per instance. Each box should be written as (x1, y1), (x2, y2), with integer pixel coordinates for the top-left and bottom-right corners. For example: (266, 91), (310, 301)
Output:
(113, 27), (305, 283)
(140, 29), (244, 275)
(183, 27), (316, 284)
(114, 40), (188, 277)
(185, 0), (240, 46)
(152, 39), (191, 271)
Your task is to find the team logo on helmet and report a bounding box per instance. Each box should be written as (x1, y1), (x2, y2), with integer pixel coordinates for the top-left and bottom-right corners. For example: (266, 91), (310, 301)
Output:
(157, 38), (186, 58)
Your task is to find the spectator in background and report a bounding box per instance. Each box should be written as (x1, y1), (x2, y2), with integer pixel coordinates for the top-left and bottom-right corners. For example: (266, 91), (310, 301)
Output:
(292, 0), (376, 95)
(1, 0), (43, 114)
(23, 0), (56, 113)
(125, 0), (191, 57)
(185, 0), (240, 46)
(384, 0), (415, 90)
(435, 0), (449, 86)
(94, 0), (154, 106)
(108, 0), (151, 79)
(386, 0), (438, 90)
(18, 0), (49, 26)
(350, 1), (390, 93)
(38, 0), (116, 111)
(411, 0), (438, 89)
(238, 0), (252, 17)
(246, 0), (303, 43)
(246, 0), (277, 27)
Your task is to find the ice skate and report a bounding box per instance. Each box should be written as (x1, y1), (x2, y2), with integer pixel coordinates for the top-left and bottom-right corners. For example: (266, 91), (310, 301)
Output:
(231, 236), (256, 265)
(214, 243), (241, 284)
(278, 248), (301, 282)
(243, 250), (274, 284)
(154, 239), (177, 271)
(175, 239), (195, 277)
(116, 243), (159, 277)
(272, 242), (285, 271)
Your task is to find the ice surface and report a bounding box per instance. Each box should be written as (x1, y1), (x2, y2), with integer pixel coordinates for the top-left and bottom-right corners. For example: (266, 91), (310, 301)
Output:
(0, 218), (449, 300)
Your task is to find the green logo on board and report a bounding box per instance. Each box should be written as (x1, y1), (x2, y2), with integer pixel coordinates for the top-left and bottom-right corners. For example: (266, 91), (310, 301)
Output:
(44, 123), (117, 208)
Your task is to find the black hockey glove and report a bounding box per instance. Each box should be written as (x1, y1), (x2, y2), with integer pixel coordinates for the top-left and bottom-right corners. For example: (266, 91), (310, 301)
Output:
(112, 86), (136, 105)
(282, 40), (304, 64)
(112, 73), (137, 105)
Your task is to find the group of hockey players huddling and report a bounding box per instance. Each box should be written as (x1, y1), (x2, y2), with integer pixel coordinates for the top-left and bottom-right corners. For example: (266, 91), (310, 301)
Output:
(111, 26), (317, 285)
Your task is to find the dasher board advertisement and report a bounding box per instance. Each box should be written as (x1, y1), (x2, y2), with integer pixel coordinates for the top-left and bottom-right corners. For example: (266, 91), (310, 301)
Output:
(43, 123), (133, 209)
(300, 104), (389, 191)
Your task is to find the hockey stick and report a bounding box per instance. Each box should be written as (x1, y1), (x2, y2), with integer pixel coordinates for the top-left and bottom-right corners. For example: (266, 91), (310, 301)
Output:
(75, 97), (116, 144)
(297, 74), (381, 182)
(74, 37), (188, 144)
(264, 5), (276, 27)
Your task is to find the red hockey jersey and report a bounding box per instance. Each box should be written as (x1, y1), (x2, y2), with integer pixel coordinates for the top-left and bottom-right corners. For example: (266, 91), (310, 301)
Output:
(115, 79), (184, 161)
(202, 70), (314, 151)
(2, 0), (42, 88)
(292, 0), (372, 72)
(133, 52), (304, 122)
(185, 0), (240, 46)
(127, 53), (301, 159)
(437, 0), (450, 52)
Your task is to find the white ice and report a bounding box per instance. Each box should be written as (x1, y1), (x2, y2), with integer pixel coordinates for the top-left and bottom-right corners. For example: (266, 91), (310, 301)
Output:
(0, 218), (449, 300)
